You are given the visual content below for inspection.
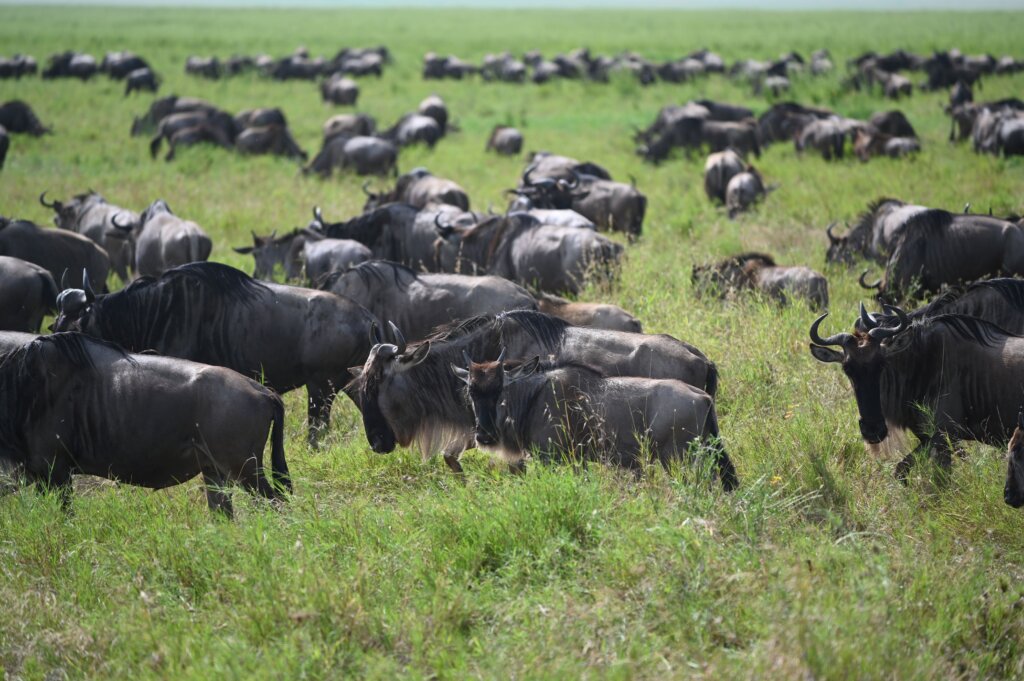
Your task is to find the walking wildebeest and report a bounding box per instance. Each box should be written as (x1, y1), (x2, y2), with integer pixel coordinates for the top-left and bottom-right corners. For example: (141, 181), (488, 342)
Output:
(0, 256), (57, 332)
(52, 262), (378, 445)
(112, 200), (212, 278)
(451, 353), (736, 487)
(810, 306), (1024, 481)
(692, 252), (828, 310)
(363, 168), (471, 211)
(0, 217), (110, 293)
(130, 95), (218, 136)
(704, 149), (745, 203)
(824, 198), (928, 266)
(535, 293), (642, 332)
(320, 260), (537, 341)
(486, 125), (523, 155)
(349, 310), (719, 471)
(304, 135), (397, 177)
(235, 125), (307, 161)
(0, 100), (50, 136)
(124, 67), (159, 96)
(0, 333), (289, 516)
(40, 190), (138, 283)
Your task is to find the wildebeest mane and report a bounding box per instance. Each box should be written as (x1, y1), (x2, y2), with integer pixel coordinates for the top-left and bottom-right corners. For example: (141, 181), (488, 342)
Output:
(328, 259), (418, 292)
(919, 313), (1015, 347)
(900, 208), (955, 236)
(730, 252), (776, 268)
(497, 310), (571, 351)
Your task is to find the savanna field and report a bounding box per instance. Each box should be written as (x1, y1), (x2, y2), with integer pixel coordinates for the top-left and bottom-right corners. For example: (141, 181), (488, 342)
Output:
(3, 6), (1024, 679)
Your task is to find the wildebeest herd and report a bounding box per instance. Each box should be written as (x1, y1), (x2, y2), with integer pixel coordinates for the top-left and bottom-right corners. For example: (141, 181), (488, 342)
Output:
(3, 38), (1024, 520)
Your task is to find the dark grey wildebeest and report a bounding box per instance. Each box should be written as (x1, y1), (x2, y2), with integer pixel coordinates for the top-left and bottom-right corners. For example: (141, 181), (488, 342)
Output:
(0, 217), (110, 293)
(860, 279), (1024, 336)
(0, 100), (50, 136)
(451, 354), (737, 488)
(304, 135), (397, 177)
(516, 167), (647, 239)
(322, 113), (377, 140)
(311, 204), (441, 271)
(0, 256), (57, 331)
(523, 152), (612, 181)
(535, 293), (642, 332)
(349, 310), (719, 471)
(233, 228), (371, 283)
(41, 190), (138, 283)
(703, 149), (745, 203)
(112, 200), (211, 278)
(810, 306), (1024, 482)
(825, 197), (928, 266)
(0, 333), (288, 516)
(363, 168), (470, 211)
(383, 113), (442, 148)
(434, 212), (623, 294)
(795, 117), (849, 160)
(692, 252), (828, 310)
(486, 125), (523, 155)
(124, 67), (159, 96)
(724, 167), (767, 218)
(235, 124), (307, 161)
(130, 95), (217, 136)
(52, 262), (378, 445)
(321, 74), (359, 106)
(418, 95), (449, 135)
(320, 260), (536, 341)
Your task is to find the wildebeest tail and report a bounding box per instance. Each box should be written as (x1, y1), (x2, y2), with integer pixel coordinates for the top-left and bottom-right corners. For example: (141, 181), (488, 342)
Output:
(702, 401), (737, 491)
(191, 233), (213, 263)
(39, 269), (59, 312)
(704, 360), (718, 399)
(268, 393), (291, 492)
(149, 134), (162, 159)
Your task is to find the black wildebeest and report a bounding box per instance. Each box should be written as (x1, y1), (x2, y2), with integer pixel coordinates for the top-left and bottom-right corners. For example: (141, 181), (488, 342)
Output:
(363, 168), (471, 211)
(112, 200), (212, 278)
(0, 256), (57, 331)
(535, 293), (642, 332)
(810, 306), (1024, 481)
(320, 260), (537, 342)
(53, 262), (378, 446)
(0, 217), (110, 293)
(0, 333), (289, 516)
(824, 197), (928, 266)
(349, 310), (719, 471)
(860, 208), (1024, 302)
(124, 67), (159, 96)
(320, 74), (359, 106)
(0, 100), (50, 136)
(304, 135), (397, 177)
(41, 190), (138, 283)
(692, 252), (828, 310)
(451, 353), (737, 487)
(486, 125), (523, 155)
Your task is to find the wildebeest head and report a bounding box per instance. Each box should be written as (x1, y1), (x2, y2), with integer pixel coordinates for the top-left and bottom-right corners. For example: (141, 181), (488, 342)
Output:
(1005, 409), (1024, 507)
(232, 229), (303, 280)
(808, 304), (910, 444)
(451, 347), (539, 447)
(349, 323), (430, 453)
(824, 221), (858, 265)
(513, 165), (584, 210)
(52, 268), (98, 332)
(40, 190), (105, 231)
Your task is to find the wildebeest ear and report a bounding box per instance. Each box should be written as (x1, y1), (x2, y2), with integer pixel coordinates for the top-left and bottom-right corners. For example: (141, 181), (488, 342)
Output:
(399, 341), (430, 368)
(233, 245), (254, 254)
(506, 356), (540, 382)
(347, 366), (363, 378)
(450, 363), (470, 384)
(809, 344), (843, 364)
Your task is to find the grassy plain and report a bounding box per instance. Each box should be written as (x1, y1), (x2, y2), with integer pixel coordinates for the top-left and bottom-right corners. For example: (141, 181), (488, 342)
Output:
(2, 5), (1024, 679)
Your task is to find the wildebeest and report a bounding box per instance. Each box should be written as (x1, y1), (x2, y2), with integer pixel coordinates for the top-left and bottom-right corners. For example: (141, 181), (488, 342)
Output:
(535, 293), (642, 332)
(185, 56), (221, 79)
(516, 167), (647, 239)
(42, 51), (97, 80)
(809, 306), (1024, 481)
(363, 168), (471, 211)
(323, 113), (376, 140)
(486, 125), (524, 155)
(1005, 412), (1024, 508)
(40, 190), (138, 283)
(524, 152), (612, 182)
(853, 129), (921, 161)
(320, 260), (537, 341)
(130, 95), (217, 136)
(699, 119), (762, 158)
(0, 333), (289, 516)
(860, 207), (1024, 302)
(234, 107), (287, 131)
(0, 125), (7, 169)
(824, 198), (927, 266)
(0, 256), (57, 331)
(869, 110), (917, 138)
(101, 51), (151, 79)
(349, 309), (719, 470)
(0, 54), (37, 80)
(0, 100), (50, 136)
(304, 135), (397, 177)
(950, 80), (973, 109)
(112, 200), (212, 278)
(320, 74), (359, 106)
(434, 212), (622, 294)
(383, 113), (442, 148)
(418, 95), (449, 135)
(452, 354), (736, 487)
(795, 118), (849, 160)
(972, 108), (1024, 156)
(124, 67), (159, 96)
(311, 204), (441, 271)
(703, 149), (745, 203)
(757, 101), (834, 145)
(692, 252), (828, 310)
(52, 262), (378, 445)
(0, 217), (110, 293)
(235, 124), (307, 161)
(233, 229), (307, 280)
(234, 228), (371, 283)
(149, 110), (237, 161)
(724, 168), (767, 218)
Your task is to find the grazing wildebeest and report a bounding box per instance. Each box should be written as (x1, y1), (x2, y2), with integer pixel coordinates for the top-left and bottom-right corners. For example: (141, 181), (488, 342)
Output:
(233, 229), (307, 280)
(130, 95), (217, 136)
(1005, 412), (1024, 508)
(824, 198), (927, 266)
(860, 208), (1024, 302)
(795, 118), (849, 160)
(486, 125), (524, 155)
(323, 113), (376, 140)
(0, 54), (37, 80)
(853, 129), (921, 161)
(42, 51), (97, 80)
(451, 353), (736, 486)
(234, 228), (371, 283)
(703, 149), (745, 203)
(699, 119), (761, 158)
(972, 108), (1024, 157)
(52, 262), (378, 445)
(0, 217), (110, 292)
(418, 95), (449, 134)
(0, 333), (289, 516)
(0, 256), (57, 331)
(320, 260), (536, 341)
(363, 168), (471, 211)
(434, 212), (622, 294)
(124, 67), (159, 96)
(950, 80), (973, 109)
(0, 125), (7, 169)
(149, 109), (237, 161)
(101, 51), (150, 79)
(383, 113), (442, 148)
(757, 101), (833, 145)
(349, 310), (719, 471)
(311, 204), (440, 271)
(113, 200), (212, 278)
(185, 56), (221, 79)
(299, 235), (373, 284)
(234, 107), (287, 131)
(524, 152), (612, 182)
(235, 124), (307, 161)
(0, 100), (50, 136)
(516, 167), (646, 239)
(692, 252), (828, 310)
(535, 293), (642, 332)
(304, 135), (397, 177)
(40, 190), (138, 283)
(810, 306), (1024, 481)
(321, 74), (359, 106)
(725, 168), (768, 218)
(869, 110), (917, 139)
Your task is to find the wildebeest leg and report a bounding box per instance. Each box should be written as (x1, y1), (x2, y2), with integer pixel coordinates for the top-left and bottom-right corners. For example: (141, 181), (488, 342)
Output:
(894, 439), (933, 484)
(27, 462), (73, 513)
(306, 382), (337, 448)
(202, 470), (234, 518)
(441, 441), (465, 474)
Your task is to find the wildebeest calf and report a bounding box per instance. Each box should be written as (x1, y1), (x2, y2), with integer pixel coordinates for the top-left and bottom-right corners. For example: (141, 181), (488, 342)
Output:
(693, 252), (828, 310)
(535, 292), (642, 332)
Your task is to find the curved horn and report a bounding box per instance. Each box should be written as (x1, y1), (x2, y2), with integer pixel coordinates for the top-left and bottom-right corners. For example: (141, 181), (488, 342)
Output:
(110, 212), (133, 231)
(522, 164), (537, 187)
(369, 321), (383, 346)
(388, 321), (407, 355)
(312, 206), (324, 226)
(859, 269), (881, 290)
(825, 221), (839, 243)
(809, 312), (853, 347)
(361, 180), (374, 197)
(868, 304), (909, 340)
(82, 268), (95, 302)
(60, 268), (69, 291)
(39, 191), (56, 209)
(859, 301), (879, 330)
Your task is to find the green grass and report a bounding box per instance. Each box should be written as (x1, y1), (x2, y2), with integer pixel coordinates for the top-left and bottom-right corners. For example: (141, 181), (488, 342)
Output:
(3, 5), (1024, 679)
